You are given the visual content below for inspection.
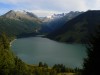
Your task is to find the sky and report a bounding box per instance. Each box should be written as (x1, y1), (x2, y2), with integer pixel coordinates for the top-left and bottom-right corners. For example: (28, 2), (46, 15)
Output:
(0, 0), (100, 17)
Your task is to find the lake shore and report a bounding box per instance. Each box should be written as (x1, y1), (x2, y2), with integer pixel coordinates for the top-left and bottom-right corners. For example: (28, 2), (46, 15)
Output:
(10, 39), (17, 47)
(11, 37), (86, 68)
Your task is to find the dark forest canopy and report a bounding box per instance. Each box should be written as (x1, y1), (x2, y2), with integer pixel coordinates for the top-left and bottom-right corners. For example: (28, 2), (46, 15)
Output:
(82, 27), (100, 75)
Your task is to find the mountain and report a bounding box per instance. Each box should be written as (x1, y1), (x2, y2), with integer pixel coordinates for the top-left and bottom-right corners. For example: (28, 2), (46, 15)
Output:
(47, 10), (100, 43)
(39, 16), (52, 22)
(49, 13), (67, 19)
(0, 10), (42, 37)
(3, 10), (41, 22)
(40, 13), (66, 22)
(40, 11), (83, 34)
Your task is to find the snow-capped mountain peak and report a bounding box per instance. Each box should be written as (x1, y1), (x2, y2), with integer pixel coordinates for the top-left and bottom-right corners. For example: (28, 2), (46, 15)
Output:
(2, 10), (40, 22)
(13, 10), (27, 14)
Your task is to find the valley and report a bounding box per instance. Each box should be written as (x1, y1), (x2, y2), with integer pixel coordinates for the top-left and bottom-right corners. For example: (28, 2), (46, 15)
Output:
(0, 9), (100, 75)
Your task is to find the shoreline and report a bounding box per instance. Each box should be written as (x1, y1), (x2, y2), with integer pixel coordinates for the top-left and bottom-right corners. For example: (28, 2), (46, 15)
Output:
(10, 39), (17, 47)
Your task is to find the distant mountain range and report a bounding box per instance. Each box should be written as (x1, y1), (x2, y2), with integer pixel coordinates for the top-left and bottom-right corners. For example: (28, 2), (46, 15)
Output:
(40, 13), (66, 22)
(47, 10), (100, 43)
(1, 10), (100, 43)
(47, 13), (67, 19)
(40, 11), (83, 33)
(0, 10), (42, 37)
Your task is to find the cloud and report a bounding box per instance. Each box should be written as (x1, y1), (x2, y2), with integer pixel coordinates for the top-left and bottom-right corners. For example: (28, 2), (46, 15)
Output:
(0, 0), (88, 11)
(50, 0), (87, 11)
(95, 0), (100, 9)
(0, 0), (100, 16)
(30, 10), (62, 17)
(0, 0), (32, 4)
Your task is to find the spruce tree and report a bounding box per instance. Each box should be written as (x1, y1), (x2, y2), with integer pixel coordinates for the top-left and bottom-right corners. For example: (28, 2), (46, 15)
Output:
(0, 33), (10, 49)
(82, 30), (100, 75)
(0, 33), (15, 75)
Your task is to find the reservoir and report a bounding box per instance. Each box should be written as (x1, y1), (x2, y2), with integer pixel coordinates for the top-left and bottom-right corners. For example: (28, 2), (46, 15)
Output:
(11, 37), (87, 68)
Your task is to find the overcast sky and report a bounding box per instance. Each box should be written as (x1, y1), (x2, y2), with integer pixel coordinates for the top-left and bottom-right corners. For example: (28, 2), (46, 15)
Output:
(0, 0), (100, 17)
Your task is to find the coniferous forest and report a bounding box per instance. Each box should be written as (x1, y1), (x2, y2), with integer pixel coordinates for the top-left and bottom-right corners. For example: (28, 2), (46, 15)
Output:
(82, 27), (100, 75)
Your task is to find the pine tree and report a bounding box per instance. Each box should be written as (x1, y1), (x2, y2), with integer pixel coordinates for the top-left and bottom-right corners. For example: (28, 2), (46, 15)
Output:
(0, 33), (15, 75)
(82, 30), (100, 75)
(0, 33), (10, 49)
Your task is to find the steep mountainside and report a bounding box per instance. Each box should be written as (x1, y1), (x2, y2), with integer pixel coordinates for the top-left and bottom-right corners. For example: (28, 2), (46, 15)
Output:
(40, 11), (83, 33)
(0, 10), (42, 37)
(2, 10), (41, 23)
(47, 10), (100, 43)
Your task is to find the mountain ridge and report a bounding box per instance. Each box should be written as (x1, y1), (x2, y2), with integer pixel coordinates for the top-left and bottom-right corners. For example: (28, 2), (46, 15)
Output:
(40, 11), (83, 33)
(47, 10), (100, 43)
(2, 10), (41, 23)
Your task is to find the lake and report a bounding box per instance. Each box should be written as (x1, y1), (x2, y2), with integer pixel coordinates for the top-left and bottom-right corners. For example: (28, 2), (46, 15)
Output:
(11, 37), (87, 68)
